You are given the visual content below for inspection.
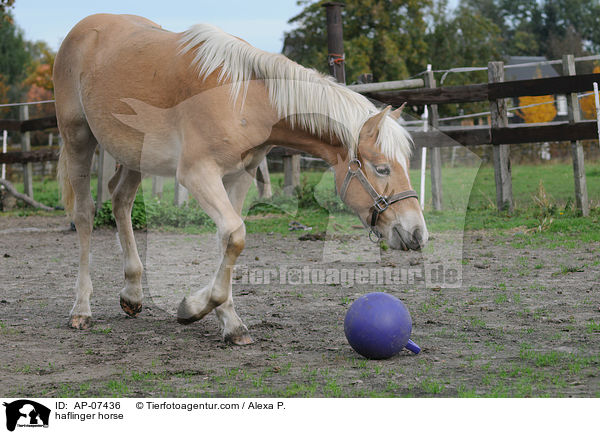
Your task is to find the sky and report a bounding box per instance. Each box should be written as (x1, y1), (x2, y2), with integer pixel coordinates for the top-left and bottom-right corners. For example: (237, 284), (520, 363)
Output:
(12, 0), (305, 53)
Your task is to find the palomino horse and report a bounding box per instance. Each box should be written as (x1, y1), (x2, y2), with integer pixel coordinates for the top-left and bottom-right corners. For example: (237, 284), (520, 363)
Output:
(54, 14), (428, 345)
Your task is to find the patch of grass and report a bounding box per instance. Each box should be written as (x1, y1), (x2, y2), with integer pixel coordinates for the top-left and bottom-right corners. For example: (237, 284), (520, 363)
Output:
(469, 317), (486, 329)
(420, 294), (447, 313)
(587, 320), (600, 333)
(420, 378), (446, 395)
(494, 293), (508, 304)
(15, 365), (31, 374)
(555, 264), (585, 275)
(104, 380), (129, 397)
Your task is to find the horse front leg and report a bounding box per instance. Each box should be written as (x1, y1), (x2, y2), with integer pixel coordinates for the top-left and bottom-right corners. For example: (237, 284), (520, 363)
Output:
(175, 163), (253, 344)
(212, 170), (258, 344)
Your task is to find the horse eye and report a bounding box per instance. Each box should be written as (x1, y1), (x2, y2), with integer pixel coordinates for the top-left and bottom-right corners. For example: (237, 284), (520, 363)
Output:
(375, 165), (391, 176)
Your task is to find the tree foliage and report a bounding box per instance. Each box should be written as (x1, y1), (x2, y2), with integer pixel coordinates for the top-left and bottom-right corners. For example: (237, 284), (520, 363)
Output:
(516, 95), (557, 123)
(0, 0), (15, 22)
(462, 0), (600, 59)
(24, 42), (55, 91)
(580, 65), (600, 119)
(425, 0), (503, 79)
(0, 12), (30, 85)
(284, 0), (600, 84)
(283, 0), (431, 82)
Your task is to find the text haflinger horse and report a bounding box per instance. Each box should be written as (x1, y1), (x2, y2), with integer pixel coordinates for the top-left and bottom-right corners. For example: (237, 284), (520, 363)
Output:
(54, 14), (428, 345)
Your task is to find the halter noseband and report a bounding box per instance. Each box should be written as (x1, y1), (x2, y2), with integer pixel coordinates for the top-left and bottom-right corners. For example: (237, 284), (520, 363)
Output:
(339, 158), (418, 242)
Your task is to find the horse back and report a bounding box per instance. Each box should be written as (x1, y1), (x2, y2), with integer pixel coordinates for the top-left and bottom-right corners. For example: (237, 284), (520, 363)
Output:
(54, 14), (204, 170)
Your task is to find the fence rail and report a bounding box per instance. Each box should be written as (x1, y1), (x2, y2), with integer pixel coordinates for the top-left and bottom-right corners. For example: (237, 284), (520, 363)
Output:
(0, 147), (59, 164)
(408, 120), (599, 148)
(0, 115), (57, 133)
(367, 73), (600, 106)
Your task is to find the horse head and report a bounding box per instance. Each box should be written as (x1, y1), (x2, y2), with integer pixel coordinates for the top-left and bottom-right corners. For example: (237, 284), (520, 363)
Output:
(334, 105), (428, 250)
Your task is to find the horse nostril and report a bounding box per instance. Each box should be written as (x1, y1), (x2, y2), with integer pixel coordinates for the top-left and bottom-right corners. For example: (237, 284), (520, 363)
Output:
(412, 228), (423, 248)
(393, 226), (424, 251)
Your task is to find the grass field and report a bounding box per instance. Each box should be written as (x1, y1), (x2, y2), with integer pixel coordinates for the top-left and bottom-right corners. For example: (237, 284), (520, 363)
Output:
(6, 161), (600, 240)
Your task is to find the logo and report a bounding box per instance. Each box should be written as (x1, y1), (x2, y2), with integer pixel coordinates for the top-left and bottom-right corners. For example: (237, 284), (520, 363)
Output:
(3, 400), (50, 432)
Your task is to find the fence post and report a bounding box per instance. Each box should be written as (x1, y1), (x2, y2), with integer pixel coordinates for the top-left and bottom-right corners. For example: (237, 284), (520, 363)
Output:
(96, 146), (116, 213)
(425, 66), (442, 211)
(152, 176), (164, 199)
(20, 105), (33, 198)
(488, 61), (514, 213)
(174, 180), (188, 206)
(283, 154), (300, 196)
(563, 54), (589, 216)
(322, 2), (346, 84)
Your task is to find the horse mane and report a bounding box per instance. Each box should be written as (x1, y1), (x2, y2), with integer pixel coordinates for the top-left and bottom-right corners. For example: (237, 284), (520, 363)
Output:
(179, 24), (411, 163)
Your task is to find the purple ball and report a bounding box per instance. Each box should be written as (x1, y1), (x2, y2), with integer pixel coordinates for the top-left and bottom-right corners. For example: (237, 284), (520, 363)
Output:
(344, 292), (413, 359)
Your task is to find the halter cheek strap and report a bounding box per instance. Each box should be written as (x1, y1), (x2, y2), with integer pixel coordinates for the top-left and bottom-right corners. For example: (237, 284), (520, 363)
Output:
(339, 159), (418, 242)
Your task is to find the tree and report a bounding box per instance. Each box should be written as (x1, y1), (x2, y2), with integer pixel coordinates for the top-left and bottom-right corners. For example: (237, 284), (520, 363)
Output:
(0, 0), (15, 12)
(424, 1), (503, 117)
(24, 42), (54, 91)
(580, 65), (600, 120)
(283, 0), (431, 83)
(425, 1), (503, 76)
(0, 11), (30, 85)
(516, 94), (557, 123)
(460, 0), (600, 59)
(0, 74), (10, 116)
(0, 0), (15, 21)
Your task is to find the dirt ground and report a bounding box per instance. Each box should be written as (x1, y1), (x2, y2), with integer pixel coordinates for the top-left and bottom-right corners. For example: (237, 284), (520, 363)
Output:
(1, 215), (599, 397)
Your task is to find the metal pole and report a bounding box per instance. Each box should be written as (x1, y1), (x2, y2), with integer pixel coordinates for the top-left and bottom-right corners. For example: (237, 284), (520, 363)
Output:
(594, 82), (600, 146)
(2, 130), (6, 180)
(420, 107), (428, 210)
(322, 2), (346, 84)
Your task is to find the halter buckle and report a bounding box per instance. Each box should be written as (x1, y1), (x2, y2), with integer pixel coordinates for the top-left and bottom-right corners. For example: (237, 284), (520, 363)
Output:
(374, 196), (389, 212)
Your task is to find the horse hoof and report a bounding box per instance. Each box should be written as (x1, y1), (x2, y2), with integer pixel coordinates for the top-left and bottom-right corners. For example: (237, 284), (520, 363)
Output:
(224, 327), (254, 346)
(176, 313), (202, 325)
(69, 315), (92, 330)
(176, 297), (212, 325)
(120, 297), (142, 317)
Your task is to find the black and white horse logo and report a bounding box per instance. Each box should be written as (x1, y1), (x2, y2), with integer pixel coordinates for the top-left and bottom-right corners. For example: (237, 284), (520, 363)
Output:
(3, 400), (50, 431)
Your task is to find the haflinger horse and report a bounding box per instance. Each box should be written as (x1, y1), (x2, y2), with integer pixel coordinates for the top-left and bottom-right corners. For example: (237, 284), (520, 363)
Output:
(54, 14), (428, 345)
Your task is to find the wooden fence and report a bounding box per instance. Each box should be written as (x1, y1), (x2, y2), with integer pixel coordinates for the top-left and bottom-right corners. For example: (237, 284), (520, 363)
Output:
(362, 57), (599, 215)
(1, 61), (599, 214)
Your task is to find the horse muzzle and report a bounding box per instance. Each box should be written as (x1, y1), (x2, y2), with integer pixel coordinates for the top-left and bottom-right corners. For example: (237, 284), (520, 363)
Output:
(389, 224), (428, 251)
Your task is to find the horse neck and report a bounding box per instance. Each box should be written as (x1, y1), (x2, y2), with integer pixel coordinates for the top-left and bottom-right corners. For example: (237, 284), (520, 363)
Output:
(266, 120), (348, 166)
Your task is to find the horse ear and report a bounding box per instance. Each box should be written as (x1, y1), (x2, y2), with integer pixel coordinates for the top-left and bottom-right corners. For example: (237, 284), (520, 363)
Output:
(361, 106), (391, 139)
(390, 103), (406, 120)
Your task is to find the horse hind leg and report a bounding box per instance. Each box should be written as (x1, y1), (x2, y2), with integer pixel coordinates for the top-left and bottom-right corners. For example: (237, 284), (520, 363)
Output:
(59, 119), (97, 329)
(109, 166), (143, 317)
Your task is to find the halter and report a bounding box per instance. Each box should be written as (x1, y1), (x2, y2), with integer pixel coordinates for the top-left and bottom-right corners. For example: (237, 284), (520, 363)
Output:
(339, 159), (418, 242)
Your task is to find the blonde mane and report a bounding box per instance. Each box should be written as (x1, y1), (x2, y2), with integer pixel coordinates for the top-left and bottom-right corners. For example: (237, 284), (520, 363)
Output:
(179, 23), (412, 163)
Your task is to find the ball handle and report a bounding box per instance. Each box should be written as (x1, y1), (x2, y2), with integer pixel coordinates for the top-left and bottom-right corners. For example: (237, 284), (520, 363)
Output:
(405, 339), (421, 354)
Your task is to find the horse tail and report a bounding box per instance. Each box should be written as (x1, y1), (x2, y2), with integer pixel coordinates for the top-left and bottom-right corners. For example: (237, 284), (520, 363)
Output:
(57, 144), (74, 217)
